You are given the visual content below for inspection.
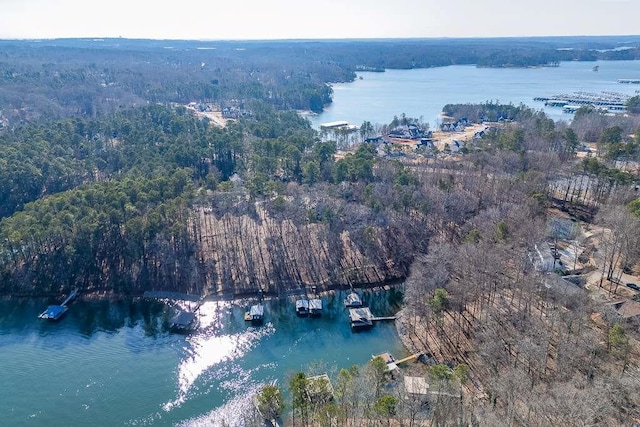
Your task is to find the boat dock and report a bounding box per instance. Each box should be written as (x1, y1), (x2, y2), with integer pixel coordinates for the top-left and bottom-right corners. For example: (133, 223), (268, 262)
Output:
(618, 79), (640, 84)
(169, 309), (198, 331)
(295, 298), (309, 316)
(309, 298), (322, 316)
(348, 307), (396, 329)
(344, 292), (363, 308)
(373, 352), (399, 372)
(247, 304), (264, 325)
(143, 291), (204, 332)
(38, 288), (79, 320)
(245, 288), (265, 325)
(349, 307), (374, 329)
(534, 91), (630, 113)
(309, 285), (322, 317)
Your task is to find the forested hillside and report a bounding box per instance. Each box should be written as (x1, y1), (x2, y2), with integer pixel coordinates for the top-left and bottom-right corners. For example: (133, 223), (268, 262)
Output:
(238, 103), (640, 426)
(0, 104), (426, 295)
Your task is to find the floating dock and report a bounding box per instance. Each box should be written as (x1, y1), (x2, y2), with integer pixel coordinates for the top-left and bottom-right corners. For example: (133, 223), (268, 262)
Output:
(309, 298), (322, 316)
(244, 289), (265, 325)
(169, 310), (198, 331)
(296, 299), (309, 316)
(247, 303), (264, 325)
(344, 292), (363, 308)
(38, 305), (68, 320)
(348, 305), (396, 330)
(349, 307), (373, 329)
(38, 289), (78, 320)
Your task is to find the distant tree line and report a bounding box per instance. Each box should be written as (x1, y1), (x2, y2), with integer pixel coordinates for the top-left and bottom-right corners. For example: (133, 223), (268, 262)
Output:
(1, 36), (639, 127)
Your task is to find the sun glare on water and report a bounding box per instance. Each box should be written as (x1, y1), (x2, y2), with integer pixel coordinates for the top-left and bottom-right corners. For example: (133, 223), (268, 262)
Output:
(162, 302), (275, 413)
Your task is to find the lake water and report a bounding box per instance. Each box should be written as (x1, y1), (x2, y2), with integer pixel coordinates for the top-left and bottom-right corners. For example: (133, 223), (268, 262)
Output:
(0, 289), (405, 426)
(309, 60), (640, 129)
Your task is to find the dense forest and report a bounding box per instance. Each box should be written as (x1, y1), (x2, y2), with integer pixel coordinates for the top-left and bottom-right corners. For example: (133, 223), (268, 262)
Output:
(0, 103), (425, 295)
(1, 37), (640, 425)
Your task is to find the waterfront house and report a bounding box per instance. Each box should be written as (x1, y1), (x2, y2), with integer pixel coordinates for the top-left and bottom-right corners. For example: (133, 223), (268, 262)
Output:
(388, 125), (430, 140)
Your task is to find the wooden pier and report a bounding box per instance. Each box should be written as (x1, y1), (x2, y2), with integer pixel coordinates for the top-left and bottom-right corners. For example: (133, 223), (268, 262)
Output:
(371, 315), (397, 321)
(395, 353), (422, 364)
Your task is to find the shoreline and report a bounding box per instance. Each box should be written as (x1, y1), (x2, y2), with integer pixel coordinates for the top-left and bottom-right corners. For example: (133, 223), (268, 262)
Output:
(3, 277), (406, 303)
(394, 307), (423, 355)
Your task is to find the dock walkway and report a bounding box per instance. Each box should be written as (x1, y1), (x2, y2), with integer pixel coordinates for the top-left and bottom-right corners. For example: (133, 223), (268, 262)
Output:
(371, 316), (396, 321)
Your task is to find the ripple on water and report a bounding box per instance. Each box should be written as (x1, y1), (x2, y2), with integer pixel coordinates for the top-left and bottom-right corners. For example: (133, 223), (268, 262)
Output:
(177, 387), (263, 427)
(162, 301), (275, 412)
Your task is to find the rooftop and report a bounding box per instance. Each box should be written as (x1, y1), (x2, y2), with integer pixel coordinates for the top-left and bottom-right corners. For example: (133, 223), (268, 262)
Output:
(404, 376), (430, 395)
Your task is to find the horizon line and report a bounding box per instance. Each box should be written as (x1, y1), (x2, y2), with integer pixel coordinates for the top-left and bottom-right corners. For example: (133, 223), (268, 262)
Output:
(1, 34), (640, 43)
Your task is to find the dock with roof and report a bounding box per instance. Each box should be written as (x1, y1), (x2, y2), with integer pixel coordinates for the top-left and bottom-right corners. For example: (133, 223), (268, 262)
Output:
(38, 288), (78, 320)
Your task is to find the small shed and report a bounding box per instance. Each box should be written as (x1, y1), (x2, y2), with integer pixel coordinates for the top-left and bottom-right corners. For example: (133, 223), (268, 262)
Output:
(404, 376), (430, 396)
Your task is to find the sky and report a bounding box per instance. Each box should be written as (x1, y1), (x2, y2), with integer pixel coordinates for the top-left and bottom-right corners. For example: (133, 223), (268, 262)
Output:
(0, 0), (638, 40)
